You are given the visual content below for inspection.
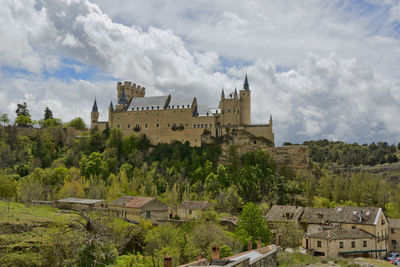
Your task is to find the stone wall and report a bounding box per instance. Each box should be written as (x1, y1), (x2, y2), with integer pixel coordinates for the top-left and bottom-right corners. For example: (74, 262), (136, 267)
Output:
(218, 129), (312, 178)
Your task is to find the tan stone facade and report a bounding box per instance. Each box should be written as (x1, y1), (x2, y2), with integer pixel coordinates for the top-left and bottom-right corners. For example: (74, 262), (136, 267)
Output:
(389, 218), (400, 252)
(91, 76), (274, 147)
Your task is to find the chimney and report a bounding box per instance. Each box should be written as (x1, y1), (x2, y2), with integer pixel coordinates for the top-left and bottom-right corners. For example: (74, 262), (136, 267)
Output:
(212, 245), (220, 260)
(248, 241), (253, 251)
(257, 238), (262, 249)
(197, 252), (205, 261)
(164, 254), (172, 267)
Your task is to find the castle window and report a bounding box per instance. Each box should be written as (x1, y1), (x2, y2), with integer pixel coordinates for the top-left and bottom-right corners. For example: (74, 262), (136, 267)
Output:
(168, 106), (170, 108)
(117, 124), (120, 128)
(145, 123), (148, 128)
(195, 139), (197, 142)
(157, 106), (159, 109)
(152, 107), (154, 110)
(197, 124), (200, 128)
(201, 124), (203, 128)
(227, 109), (231, 113)
(205, 124), (207, 128)
(132, 108), (134, 111)
(172, 105), (174, 108)
(156, 123), (159, 128)
(168, 124), (170, 127)
(128, 124), (130, 128)
(137, 108), (139, 110)
(177, 105), (179, 108)
(147, 107), (149, 110)
(186, 123), (188, 126)
(210, 124), (212, 128)
(142, 107), (144, 110)
(187, 105), (190, 108)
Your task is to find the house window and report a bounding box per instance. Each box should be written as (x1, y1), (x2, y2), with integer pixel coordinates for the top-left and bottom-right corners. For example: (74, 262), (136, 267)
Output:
(392, 228), (396, 234)
(189, 210), (192, 215)
(317, 241), (321, 248)
(339, 242), (343, 249)
(352, 225), (356, 229)
(351, 241), (355, 248)
(146, 211), (151, 220)
(382, 219), (385, 225)
(363, 241), (367, 247)
(156, 123), (159, 128)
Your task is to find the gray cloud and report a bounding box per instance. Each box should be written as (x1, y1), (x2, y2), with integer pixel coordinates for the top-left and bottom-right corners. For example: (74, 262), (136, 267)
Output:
(0, 0), (400, 145)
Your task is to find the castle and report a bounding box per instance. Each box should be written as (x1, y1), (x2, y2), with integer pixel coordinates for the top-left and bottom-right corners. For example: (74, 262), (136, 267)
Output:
(90, 75), (274, 147)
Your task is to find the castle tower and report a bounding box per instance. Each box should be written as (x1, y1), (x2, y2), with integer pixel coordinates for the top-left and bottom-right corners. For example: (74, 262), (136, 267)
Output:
(240, 74), (251, 125)
(91, 98), (99, 129)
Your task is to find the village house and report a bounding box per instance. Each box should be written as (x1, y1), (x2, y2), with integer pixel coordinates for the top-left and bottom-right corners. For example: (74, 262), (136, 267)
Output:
(56, 198), (106, 210)
(306, 228), (376, 258)
(177, 201), (210, 220)
(388, 218), (400, 252)
(266, 205), (390, 258)
(108, 196), (168, 223)
(176, 243), (278, 267)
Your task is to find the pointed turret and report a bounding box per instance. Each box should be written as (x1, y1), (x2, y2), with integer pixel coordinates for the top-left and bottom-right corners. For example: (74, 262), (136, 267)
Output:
(243, 74), (250, 91)
(221, 88), (225, 99)
(92, 98), (98, 113)
(109, 101), (114, 110)
(118, 86), (127, 105)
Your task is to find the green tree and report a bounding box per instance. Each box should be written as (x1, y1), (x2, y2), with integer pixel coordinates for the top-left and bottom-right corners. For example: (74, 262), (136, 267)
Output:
(235, 202), (272, 247)
(69, 117), (86, 130)
(44, 107), (53, 120)
(274, 222), (304, 249)
(0, 173), (17, 199)
(0, 113), (10, 126)
(15, 102), (30, 117)
(15, 115), (32, 127)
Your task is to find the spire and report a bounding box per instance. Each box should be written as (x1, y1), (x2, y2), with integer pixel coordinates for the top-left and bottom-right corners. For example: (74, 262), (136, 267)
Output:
(92, 98), (98, 113)
(109, 101), (114, 110)
(119, 86), (127, 105)
(234, 87), (237, 95)
(243, 74), (249, 91)
(221, 88), (225, 96)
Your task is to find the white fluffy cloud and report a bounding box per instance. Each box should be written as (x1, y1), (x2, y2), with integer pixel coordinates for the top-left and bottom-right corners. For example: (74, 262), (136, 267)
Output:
(1, 0), (400, 145)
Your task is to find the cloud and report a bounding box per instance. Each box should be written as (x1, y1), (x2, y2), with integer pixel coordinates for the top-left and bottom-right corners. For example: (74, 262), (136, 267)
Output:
(0, 0), (400, 146)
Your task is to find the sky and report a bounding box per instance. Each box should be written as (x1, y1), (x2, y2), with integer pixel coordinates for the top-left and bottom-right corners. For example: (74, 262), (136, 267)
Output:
(1, 0), (400, 145)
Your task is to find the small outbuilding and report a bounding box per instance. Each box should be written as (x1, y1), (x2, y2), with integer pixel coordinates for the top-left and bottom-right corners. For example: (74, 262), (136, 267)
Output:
(177, 201), (210, 220)
(56, 198), (106, 210)
(108, 196), (168, 223)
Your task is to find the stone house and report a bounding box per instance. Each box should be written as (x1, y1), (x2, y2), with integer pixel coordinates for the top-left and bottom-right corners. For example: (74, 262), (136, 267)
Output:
(389, 218), (400, 252)
(306, 228), (376, 258)
(177, 201), (210, 220)
(108, 196), (168, 223)
(266, 205), (389, 258)
(176, 244), (278, 267)
(56, 198), (105, 210)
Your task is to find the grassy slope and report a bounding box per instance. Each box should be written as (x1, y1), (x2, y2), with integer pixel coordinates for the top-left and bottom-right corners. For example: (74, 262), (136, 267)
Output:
(0, 201), (78, 266)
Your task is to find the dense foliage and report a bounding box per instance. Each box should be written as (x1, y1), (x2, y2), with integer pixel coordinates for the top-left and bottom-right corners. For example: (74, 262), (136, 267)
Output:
(303, 139), (399, 166)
